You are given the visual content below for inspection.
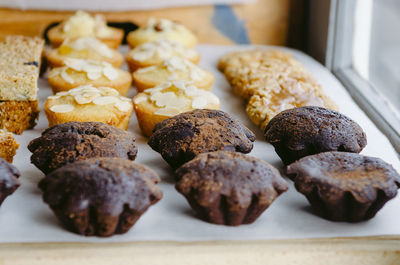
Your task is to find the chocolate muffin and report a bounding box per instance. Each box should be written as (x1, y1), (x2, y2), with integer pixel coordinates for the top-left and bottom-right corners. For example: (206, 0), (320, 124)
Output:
(39, 157), (163, 237)
(0, 158), (20, 207)
(148, 109), (256, 169)
(264, 106), (367, 165)
(287, 151), (400, 222)
(28, 121), (138, 174)
(175, 151), (288, 226)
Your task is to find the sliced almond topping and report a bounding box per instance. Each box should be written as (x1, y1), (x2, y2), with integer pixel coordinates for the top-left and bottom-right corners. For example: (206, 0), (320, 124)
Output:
(82, 91), (101, 98)
(133, 95), (148, 104)
(61, 69), (75, 84)
(74, 94), (93, 104)
(93, 96), (118, 105)
(50, 104), (75, 113)
(56, 91), (69, 96)
(68, 37), (113, 58)
(47, 95), (61, 100)
(150, 91), (165, 104)
(86, 70), (102, 80)
(192, 97), (208, 109)
(167, 72), (180, 81)
(103, 67), (118, 80)
(65, 58), (86, 71)
(48, 68), (62, 78)
(153, 92), (176, 107)
(114, 100), (132, 112)
(98, 86), (119, 96)
(164, 57), (187, 72)
(136, 65), (157, 73)
(190, 68), (206, 81)
(154, 107), (181, 117)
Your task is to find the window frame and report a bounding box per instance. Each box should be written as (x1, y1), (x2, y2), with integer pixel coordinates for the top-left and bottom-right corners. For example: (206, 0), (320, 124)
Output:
(325, 0), (400, 153)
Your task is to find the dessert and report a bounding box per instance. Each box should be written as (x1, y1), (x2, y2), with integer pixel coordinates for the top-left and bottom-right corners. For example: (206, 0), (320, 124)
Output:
(28, 121), (138, 174)
(0, 35), (43, 134)
(133, 82), (220, 137)
(218, 49), (337, 131)
(47, 37), (124, 68)
(39, 157), (162, 237)
(148, 109), (255, 169)
(287, 152), (400, 222)
(132, 57), (214, 92)
(0, 100), (40, 134)
(127, 18), (197, 48)
(48, 58), (132, 95)
(218, 49), (295, 74)
(47, 10), (123, 48)
(246, 83), (337, 131)
(126, 39), (200, 72)
(264, 106), (367, 165)
(0, 35), (44, 69)
(0, 130), (19, 163)
(175, 151), (288, 225)
(44, 85), (133, 129)
(0, 158), (20, 207)
(0, 64), (40, 101)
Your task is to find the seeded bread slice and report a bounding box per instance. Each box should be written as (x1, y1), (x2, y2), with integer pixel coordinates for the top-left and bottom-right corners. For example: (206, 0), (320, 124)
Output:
(0, 35), (44, 101)
(0, 65), (39, 101)
(0, 35), (44, 66)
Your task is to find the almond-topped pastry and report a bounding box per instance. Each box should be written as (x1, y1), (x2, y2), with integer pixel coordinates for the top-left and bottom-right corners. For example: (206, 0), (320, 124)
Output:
(133, 81), (220, 136)
(246, 82), (338, 131)
(127, 18), (197, 48)
(47, 37), (124, 68)
(126, 39), (200, 72)
(133, 57), (214, 92)
(47, 10), (123, 48)
(218, 49), (337, 131)
(48, 58), (132, 95)
(44, 85), (133, 129)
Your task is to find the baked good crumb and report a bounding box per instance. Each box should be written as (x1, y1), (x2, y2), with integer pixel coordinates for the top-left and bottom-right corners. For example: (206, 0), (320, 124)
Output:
(0, 130), (19, 162)
(0, 100), (39, 134)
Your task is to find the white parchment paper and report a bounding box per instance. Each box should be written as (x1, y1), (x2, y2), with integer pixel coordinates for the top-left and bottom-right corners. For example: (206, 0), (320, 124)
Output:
(0, 45), (399, 243)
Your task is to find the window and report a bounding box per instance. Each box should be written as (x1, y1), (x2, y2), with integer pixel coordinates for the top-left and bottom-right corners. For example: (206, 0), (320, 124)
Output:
(326, 0), (400, 152)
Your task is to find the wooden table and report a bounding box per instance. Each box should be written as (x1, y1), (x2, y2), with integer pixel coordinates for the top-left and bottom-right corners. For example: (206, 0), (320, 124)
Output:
(0, 0), (289, 45)
(1, 238), (400, 264)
